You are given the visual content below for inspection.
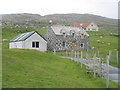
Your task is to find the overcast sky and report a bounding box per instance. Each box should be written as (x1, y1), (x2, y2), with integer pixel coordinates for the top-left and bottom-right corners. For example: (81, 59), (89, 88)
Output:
(0, 0), (119, 19)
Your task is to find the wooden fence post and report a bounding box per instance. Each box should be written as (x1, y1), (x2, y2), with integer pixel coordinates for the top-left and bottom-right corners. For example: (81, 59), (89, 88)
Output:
(81, 51), (83, 68)
(77, 51), (79, 58)
(72, 49), (74, 61)
(106, 55), (110, 88)
(75, 51), (76, 58)
(98, 50), (99, 57)
(86, 51), (88, 59)
(116, 51), (118, 64)
(109, 50), (112, 61)
(93, 53), (96, 79)
(66, 50), (68, 56)
(54, 49), (56, 55)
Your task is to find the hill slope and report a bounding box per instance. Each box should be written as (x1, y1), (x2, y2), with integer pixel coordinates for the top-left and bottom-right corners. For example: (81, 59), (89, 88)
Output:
(3, 48), (117, 88)
(2, 25), (118, 88)
(1, 13), (118, 28)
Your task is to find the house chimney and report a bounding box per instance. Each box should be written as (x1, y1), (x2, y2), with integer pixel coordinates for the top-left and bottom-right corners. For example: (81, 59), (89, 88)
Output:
(49, 20), (52, 25)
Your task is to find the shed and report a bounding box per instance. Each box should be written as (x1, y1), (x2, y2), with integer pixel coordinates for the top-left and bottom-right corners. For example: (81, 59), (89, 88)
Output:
(9, 31), (47, 51)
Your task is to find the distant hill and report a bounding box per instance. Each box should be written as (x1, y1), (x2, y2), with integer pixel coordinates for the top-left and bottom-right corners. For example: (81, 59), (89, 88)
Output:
(1, 13), (118, 28)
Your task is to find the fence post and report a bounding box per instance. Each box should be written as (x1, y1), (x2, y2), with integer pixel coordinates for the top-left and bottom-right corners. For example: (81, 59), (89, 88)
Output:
(98, 50), (99, 57)
(81, 51), (83, 68)
(77, 51), (79, 58)
(109, 50), (112, 61)
(66, 50), (68, 56)
(75, 51), (76, 58)
(116, 51), (118, 64)
(99, 58), (102, 77)
(93, 53), (96, 79)
(86, 51), (88, 59)
(72, 49), (74, 61)
(106, 55), (109, 88)
(54, 49), (56, 55)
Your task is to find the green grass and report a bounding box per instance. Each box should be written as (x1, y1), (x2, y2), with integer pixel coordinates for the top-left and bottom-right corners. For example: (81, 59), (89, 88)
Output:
(36, 28), (47, 37)
(2, 25), (118, 88)
(2, 45), (118, 88)
(87, 30), (118, 67)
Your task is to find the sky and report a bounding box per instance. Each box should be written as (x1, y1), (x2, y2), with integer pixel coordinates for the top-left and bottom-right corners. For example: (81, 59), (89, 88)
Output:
(0, 0), (119, 19)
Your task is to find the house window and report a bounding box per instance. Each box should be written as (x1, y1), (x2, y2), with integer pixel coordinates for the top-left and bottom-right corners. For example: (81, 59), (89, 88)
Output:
(72, 33), (75, 38)
(80, 34), (84, 39)
(62, 42), (66, 47)
(32, 42), (39, 48)
(92, 29), (96, 30)
(63, 32), (66, 38)
(91, 24), (93, 26)
(32, 42), (35, 47)
(80, 43), (84, 48)
(36, 42), (39, 48)
(88, 28), (90, 30)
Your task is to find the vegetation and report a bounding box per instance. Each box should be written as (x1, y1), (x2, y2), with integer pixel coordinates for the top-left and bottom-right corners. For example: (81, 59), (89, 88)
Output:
(0, 45), (1, 89)
(2, 25), (118, 88)
(2, 45), (118, 88)
(87, 27), (118, 67)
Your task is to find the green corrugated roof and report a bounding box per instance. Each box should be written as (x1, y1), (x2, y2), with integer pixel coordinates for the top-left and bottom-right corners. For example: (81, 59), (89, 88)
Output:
(10, 31), (35, 42)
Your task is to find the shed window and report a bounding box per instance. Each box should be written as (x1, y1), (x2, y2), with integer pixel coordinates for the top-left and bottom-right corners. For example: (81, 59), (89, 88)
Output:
(32, 42), (39, 48)
(36, 42), (39, 48)
(32, 42), (35, 47)
(63, 42), (66, 47)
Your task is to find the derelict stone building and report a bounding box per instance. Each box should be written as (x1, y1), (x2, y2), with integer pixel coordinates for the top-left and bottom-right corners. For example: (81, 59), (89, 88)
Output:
(44, 25), (89, 51)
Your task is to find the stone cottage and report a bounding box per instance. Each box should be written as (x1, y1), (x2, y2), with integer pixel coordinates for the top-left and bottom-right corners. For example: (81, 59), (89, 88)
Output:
(44, 25), (89, 51)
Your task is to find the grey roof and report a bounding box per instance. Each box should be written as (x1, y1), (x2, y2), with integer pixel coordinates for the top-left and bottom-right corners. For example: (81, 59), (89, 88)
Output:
(10, 31), (37, 42)
(10, 31), (46, 42)
(51, 25), (89, 36)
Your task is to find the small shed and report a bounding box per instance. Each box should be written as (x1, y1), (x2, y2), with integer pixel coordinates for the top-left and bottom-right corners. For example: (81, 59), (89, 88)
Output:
(9, 31), (47, 51)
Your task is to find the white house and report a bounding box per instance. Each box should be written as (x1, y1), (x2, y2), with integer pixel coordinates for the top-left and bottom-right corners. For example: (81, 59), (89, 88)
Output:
(9, 31), (47, 51)
(74, 22), (99, 31)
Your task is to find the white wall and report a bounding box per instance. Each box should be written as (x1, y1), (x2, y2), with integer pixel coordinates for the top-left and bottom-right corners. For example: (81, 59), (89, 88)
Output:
(24, 32), (47, 51)
(86, 23), (98, 31)
(9, 41), (24, 48)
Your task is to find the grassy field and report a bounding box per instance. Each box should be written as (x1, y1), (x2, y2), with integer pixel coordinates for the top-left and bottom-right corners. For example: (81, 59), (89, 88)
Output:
(2, 45), (118, 88)
(0, 28), (2, 89)
(87, 27), (118, 67)
(2, 25), (118, 88)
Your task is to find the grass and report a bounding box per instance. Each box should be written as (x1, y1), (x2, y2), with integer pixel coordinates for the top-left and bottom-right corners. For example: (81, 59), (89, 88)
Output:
(2, 45), (118, 88)
(0, 28), (2, 89)
(2, 25), (119, 88)
(87, 29), (118, 67)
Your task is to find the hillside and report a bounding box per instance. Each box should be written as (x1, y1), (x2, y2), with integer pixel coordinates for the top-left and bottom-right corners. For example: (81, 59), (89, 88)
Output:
(2, 26), (118, 88)
(3, 47), (117, 88)
(1, 13), (118, 28)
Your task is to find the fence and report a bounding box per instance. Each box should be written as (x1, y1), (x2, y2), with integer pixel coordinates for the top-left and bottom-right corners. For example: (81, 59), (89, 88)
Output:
(54, 49), (113, 88)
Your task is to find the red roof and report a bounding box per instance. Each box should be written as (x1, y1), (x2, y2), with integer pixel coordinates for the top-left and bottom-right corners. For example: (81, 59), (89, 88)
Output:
(74, 23), (98, 28)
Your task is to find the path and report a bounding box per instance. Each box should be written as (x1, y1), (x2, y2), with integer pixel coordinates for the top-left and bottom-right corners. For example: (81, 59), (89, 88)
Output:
(61, 56), (120, 85)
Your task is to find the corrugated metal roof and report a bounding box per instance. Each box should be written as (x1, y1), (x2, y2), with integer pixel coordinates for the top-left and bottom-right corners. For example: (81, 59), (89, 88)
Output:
(10, 31), (35, 42)
(51, 25), (89, 36)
